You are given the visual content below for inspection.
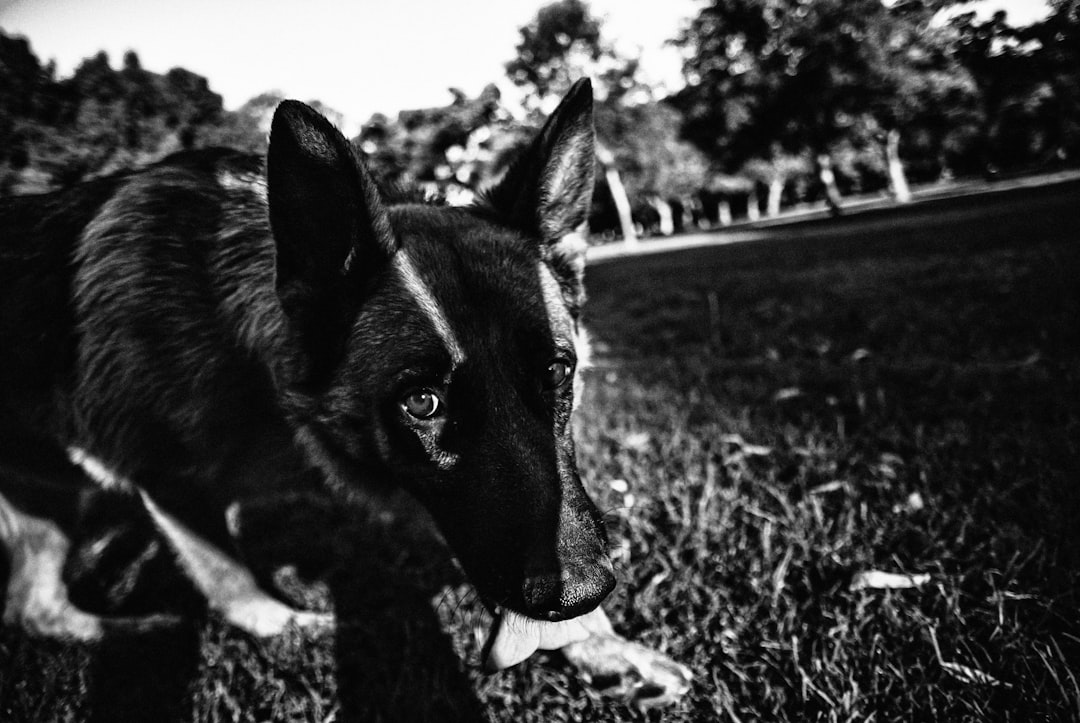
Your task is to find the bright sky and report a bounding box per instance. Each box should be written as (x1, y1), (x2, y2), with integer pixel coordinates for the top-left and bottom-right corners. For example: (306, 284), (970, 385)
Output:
(0, 0), (1050, 134)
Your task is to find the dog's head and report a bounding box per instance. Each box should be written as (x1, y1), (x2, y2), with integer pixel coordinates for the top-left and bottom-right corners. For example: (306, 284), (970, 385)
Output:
(265, 80), (614, 661)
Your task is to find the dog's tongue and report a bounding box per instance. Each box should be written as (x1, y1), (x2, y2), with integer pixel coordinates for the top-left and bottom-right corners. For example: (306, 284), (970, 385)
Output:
(482, 606), (611, 671)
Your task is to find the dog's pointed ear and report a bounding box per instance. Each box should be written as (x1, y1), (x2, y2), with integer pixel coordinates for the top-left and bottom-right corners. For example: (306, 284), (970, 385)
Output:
(481, 79), (595, 306)
(484, 78), (595, 242)
(267, 100), (397, 381)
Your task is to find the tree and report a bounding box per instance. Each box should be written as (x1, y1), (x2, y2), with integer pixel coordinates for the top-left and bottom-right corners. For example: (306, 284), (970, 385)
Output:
(507, 0), (712, 241)
(951, 2), (1080, 172)
(741, 147), (811, 217)
(673, 0), (981, 208)
(355, 84), (518, 204)
(51, 50), (228, 180)
(199, 91), (280, 154)
(1028, 0), (1080, 164)
(860, 2), (982, 195)
(507, 0), (641, 240)
(506, 0), (603, 111)
(0, 32), (60, 192)
(596, 100), (710, 233)
(162, 67), (225, 148)
(0, 33), (236, 192)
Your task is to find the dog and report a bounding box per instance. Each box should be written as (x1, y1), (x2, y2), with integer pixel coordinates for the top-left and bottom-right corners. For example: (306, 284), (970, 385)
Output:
(0, 79), (690, 708)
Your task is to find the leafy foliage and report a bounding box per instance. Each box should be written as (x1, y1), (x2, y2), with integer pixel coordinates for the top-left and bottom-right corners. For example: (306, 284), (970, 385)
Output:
(354, 84), (525, 204)
(672, 0), (980, 189)
(6, 1), (1080, 219)
(505, 0), (604, 107)
(506, 0), (712, 237)
(950, 1), (1080, 172)
(0, 33), (270, 194)
(673, 0), (1080, 194)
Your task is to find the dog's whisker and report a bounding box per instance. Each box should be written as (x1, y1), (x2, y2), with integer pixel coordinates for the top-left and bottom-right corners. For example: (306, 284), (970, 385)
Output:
(432, 586), (459, 616)
(449, 588), (479, 620)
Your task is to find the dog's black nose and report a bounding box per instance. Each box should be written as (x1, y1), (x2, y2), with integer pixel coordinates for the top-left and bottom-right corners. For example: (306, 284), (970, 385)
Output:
(522, 559), (615, 621)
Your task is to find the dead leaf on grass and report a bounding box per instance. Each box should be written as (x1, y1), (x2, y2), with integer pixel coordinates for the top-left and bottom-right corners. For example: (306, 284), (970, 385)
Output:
(892, 491), (926, 514)
(719, 434), (773, 457)
(929, 626), (1010, 688)
(850, 570), (931, 591)
(773, 387), (802, 402)
(940, 661), (1007, 687)
(809, 480), (847, 495)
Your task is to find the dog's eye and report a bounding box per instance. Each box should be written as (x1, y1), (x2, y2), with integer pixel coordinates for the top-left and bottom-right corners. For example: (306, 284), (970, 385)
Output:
(402, 389), (442, 419)
(542, 360), (573, 390)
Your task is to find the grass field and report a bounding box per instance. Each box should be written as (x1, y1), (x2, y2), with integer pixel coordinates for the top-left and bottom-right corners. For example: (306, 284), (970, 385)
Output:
(2, 180), (1079, 721)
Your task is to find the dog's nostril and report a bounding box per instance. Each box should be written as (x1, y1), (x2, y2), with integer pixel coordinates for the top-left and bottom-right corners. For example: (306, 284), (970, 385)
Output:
(522, 573), (561, 614)
(522, 560), (615, 621)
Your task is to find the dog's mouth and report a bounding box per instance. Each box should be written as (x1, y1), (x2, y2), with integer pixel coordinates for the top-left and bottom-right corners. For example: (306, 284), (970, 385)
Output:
(479, 604), (611, 671)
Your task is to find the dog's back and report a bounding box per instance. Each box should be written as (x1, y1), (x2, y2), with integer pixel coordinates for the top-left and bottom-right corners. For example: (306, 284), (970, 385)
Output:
(1, 172), (124, 444)
(1, 151), (302, 531)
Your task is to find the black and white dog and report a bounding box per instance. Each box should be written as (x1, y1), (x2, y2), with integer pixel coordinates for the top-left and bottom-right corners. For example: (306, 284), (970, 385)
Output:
(0, 80), (689, 707)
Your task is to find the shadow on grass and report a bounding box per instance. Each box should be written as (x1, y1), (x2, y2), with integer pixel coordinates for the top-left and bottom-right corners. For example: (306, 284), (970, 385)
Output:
(0, 602), (202, 723)
(230, 488), (487, 723)
(325, 494), (485, 723)
(330, 569), (483, 722)
(87, 622), (202, 723)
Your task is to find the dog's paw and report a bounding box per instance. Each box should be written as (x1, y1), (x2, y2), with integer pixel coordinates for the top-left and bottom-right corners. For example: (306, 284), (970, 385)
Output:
(224, 597), (334, 638)
(291, 609), (335, 633)
(562, 633), (693, 711)
(4, 602), (106, 642)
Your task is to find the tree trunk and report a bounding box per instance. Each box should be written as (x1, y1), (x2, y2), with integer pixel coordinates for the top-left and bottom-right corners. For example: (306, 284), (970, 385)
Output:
(650, 196), (674, 236)
(767, 176), (784, 217)
(817, 154), (843, 216)
(718, 199), (732, 226)
(746, 188), (761, 221)
(596, 143), (637, 244)
(680, 196), (696, 231)
(885, 129), (912, 203)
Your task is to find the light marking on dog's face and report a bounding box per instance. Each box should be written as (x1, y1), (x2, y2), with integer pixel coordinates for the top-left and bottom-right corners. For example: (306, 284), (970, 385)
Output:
(570, 325), (590, 414)
(537, 259), (588, 413)
(393, 250), (465, 366)
(536, 261), (574, 343)
(408, 420), (460, 471)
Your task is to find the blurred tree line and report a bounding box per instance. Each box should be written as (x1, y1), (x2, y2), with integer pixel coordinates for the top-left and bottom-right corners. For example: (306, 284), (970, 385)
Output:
(0, 37), (254, 193)
(2, 0), (1078, 238)
(672, 0), (1079, 215)
(0, 34), (347, 194)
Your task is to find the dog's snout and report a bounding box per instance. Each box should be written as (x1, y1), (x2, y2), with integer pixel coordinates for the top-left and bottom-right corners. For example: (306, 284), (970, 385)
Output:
(522, 559), (615, 621)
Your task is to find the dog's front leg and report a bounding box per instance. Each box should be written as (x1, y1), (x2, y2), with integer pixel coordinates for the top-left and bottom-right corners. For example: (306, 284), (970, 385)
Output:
(0, 490), (178, 640)
(1, 489), (108, 640)
(561, 608), (693, 711)
(138, 491), (331, 637)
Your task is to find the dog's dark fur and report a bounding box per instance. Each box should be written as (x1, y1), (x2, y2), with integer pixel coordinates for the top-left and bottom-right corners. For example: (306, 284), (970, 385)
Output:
(0, 79), (620, 639)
